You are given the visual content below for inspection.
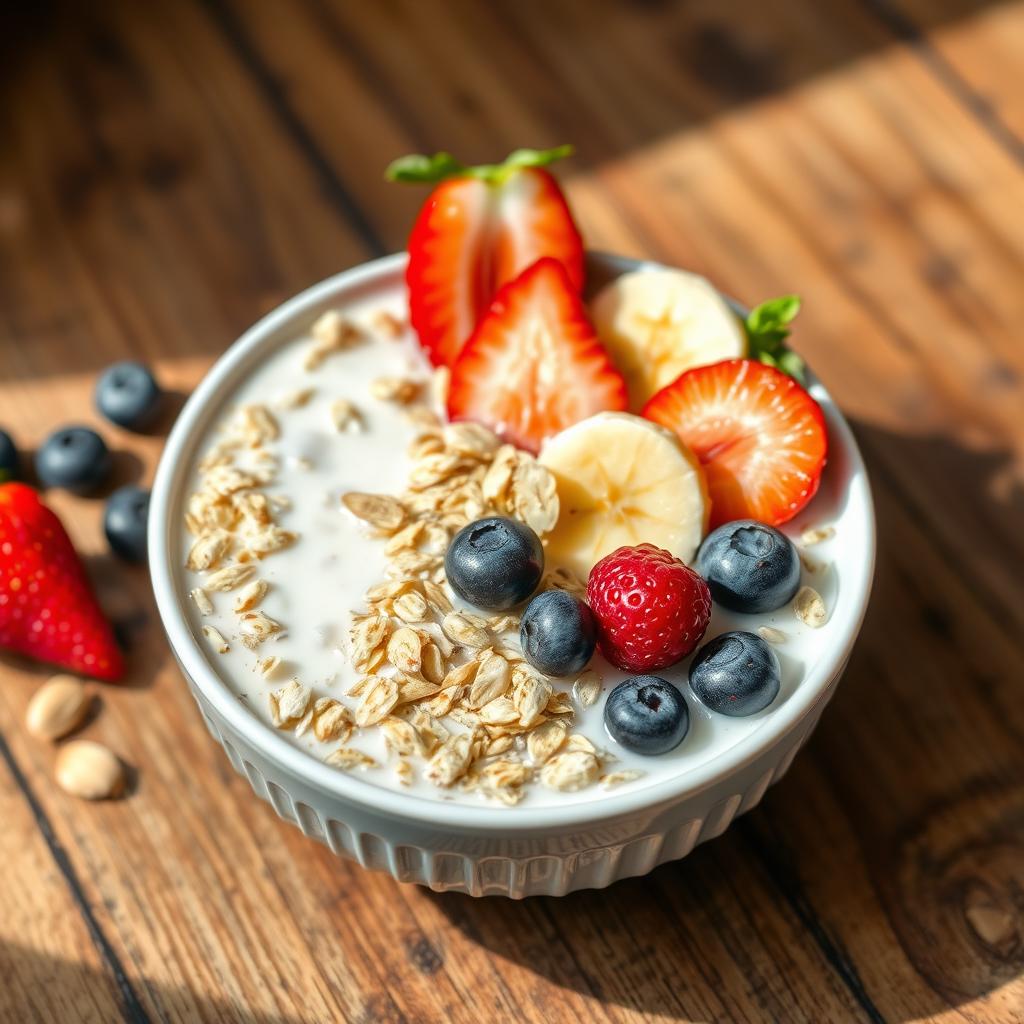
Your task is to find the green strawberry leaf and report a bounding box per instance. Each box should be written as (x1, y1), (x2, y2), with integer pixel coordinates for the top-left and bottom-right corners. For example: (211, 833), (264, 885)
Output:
(745, 294), (807, 383)
(487, 145), (574, 177)
(385, 151), (466, 184)
(777, 349), (807, 380)
(386, 145), (573, 186)
(747, 295), (800, 334)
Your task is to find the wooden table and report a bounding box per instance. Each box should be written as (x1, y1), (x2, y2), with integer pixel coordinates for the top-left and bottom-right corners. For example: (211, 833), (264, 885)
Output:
(2, 1), (1023, 1021)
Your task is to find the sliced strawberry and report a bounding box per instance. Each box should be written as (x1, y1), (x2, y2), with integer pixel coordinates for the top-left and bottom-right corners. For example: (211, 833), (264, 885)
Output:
(642, 359), (827, 528)
(390, 147), (584, 367)
(490, 165), (583, 296)
(448, 257), (627, 453)
(0, 483), (124, 680)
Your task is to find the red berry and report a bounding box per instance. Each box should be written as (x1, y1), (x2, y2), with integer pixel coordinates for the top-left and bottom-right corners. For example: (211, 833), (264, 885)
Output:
(586, 543), (712, 672)
(0, 482), (124, 680)
(447, 257), (627, 453)
(643, 359), (827, 529)
(402, 154), (585, 367)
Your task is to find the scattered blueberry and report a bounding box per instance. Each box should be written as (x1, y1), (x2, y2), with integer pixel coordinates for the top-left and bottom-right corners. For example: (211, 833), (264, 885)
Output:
(696, 519), (800, 614)
(445, 516), (543, 611)
(520, 590), (597, 677)
(95, 361), (163, 430)
(604, 675), (689, 755)
(35, 426), (111, 494)
(104, 485), (150, 563)
(0, 428), (19, 482)
(689, 631), (781, 717)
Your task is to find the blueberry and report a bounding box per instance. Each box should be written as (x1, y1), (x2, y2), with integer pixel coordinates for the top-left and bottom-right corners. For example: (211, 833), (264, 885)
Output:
(604, 675), (689, 755)
(445, 516), (543, 611)
(689, 631), (780, 717)
(696, 519), (800, 614)
(95, 361), (163, 430)
(0, 428), (19, 482)
(103, 486), (150, 563)
(520, 590), (597, 677)
(35, 426), (111, 494)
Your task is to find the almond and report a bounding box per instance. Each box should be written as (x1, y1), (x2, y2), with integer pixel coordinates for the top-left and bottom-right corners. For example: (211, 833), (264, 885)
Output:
(55, 741), (125, 800)
(25, 675), (91, 741)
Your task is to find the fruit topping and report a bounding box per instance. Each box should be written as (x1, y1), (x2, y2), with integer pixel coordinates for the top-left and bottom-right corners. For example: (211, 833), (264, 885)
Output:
(689, 630), (781, 717)
(696, 519), (801, 614)
(0, 428), (19, 483)
(104, 485), (151, 564)
(539, 412), (707, 582)
(643, 358), (827, 529)
(604, 675), (689, 755)
(95, 361), (164, 431)
(590, 268), (747, 409)
(519, 589), (597, 678)
(389, 146), (584, 367)
(448, 257), (627, 453)
(444, 515), (544, 611)
(35, 426), (112, 495)
(0, 482), (123, 680)
(586, 543), (712, 672)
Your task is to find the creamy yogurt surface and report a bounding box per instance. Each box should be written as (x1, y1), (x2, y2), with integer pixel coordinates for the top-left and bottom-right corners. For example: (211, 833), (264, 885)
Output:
(178, 288), (843, 808)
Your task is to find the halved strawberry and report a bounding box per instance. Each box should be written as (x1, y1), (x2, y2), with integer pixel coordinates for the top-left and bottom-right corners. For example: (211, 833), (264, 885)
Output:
(388, 147), (584, 367)
(642, 359), (827, 528)
(448, 257), (628, 453)
(0, 483), (124, 680)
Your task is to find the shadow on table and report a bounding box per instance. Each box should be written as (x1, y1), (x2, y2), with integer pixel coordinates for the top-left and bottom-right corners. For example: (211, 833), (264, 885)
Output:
(0, 0), (1014, 378)
(3, 0), (1008, 177)
(0, 941), (299, 1024)
(429, 417), (1024, 1022)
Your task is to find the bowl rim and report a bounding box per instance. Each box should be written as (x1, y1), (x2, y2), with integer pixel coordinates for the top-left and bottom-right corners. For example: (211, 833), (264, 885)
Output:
(149, 251), (876, 833)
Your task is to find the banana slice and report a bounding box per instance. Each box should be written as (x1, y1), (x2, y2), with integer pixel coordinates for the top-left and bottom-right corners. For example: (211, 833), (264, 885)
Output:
(591, 268), (747, 410)
(539, 412), (708, 582)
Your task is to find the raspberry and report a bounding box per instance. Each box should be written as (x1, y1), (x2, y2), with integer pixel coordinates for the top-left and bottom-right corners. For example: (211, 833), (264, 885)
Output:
(586, 543), (712, 672)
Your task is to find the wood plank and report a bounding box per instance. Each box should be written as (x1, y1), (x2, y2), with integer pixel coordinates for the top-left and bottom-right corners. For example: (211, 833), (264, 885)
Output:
(0, 0), (378, 392)
(865, 0), (1024, 150)
(0, 738), (130, 1023)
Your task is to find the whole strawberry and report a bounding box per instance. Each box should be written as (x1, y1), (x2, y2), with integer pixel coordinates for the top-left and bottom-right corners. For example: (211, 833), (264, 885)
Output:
(0, 483), (123, 680)
(587, 543), (712, 672)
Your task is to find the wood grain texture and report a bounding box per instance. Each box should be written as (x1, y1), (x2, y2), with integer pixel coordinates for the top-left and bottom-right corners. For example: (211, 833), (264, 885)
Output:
(1, 1), (1022, 1022)
(0, 737), (133, 1023)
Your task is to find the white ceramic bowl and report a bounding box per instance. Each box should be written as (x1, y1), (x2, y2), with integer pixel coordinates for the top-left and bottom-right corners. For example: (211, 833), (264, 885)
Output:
(150, 252), (875, 898)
